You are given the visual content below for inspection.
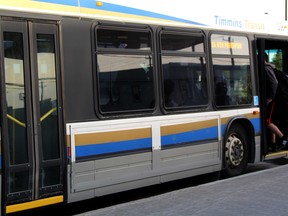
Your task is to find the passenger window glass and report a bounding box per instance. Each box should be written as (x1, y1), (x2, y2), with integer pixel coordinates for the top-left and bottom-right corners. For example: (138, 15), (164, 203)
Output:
(211, 34), (249, 55)
(160, 32), (208, 110)
(97, 29), (151, 51)
(96, 27), (154, 114)
(211, 34), (252, 107)
(162, 56), (208, 108)
(161, 34), (204, 53)
(213, 58), (252, 106)
(98, 54), (154, 112)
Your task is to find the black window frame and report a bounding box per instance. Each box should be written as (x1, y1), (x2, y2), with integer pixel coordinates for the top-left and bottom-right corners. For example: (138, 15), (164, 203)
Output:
(94, 23), (156, 117)
(158, 28), (209, 112)
(210, 32), (253, 108)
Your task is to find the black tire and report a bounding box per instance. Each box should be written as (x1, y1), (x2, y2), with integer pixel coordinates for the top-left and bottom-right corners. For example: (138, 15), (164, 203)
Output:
(221, 124), (248, 178)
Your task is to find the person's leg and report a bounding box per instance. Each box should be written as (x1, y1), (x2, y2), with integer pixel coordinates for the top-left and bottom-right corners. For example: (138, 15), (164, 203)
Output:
(267, 123), (284, 138)
(267, 123), (285, 151)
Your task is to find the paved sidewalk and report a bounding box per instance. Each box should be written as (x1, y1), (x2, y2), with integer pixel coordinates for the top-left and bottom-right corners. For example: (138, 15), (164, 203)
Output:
(76, 165), (288, 216)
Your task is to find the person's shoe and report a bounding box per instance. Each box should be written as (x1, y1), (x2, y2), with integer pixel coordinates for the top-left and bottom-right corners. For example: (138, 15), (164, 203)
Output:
(276, 142), (284, 150)
(278, 136), (288, 150)
(277, 136), (288, 150)
(280, 143), (288, 150)
(268, 143), (277, 152)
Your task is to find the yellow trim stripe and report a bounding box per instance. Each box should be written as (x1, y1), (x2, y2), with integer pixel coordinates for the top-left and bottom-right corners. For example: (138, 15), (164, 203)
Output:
(161, 119), (218, 136)
(0, 0), (79, 13)
(221, 113), (260, 125)
(265, 150), (288, 160)
(244, 113), (260, 118)
(66, 135), (71, 147)
(75, 128), (152, 146)
(0, 0), (187, 25)
(70, 113), (260, 146)
(6, 195), (63, 214)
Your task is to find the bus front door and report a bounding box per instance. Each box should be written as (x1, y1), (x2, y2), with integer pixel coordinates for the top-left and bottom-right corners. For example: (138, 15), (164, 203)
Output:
(1, 20), (64, 214)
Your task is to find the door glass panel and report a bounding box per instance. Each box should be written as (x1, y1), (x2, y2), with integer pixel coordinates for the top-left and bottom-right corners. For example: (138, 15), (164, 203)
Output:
(4, 32), (28, 165)
(4, 32), (30, 194)
(41, 166), (60, 187)
(9, 171), (29, 193)
(37, 34), (59, 161)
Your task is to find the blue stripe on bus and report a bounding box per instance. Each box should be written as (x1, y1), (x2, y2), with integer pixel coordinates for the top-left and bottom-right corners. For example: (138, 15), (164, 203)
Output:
(162, 126), (218, 146)
(34, 0), (206, 26)
(74, 117), (260, 157)
(162, 117), (260, 147)
(84, 2), (206, 26)
(251, 118), (261, 134)
(76, 137), (152, 158)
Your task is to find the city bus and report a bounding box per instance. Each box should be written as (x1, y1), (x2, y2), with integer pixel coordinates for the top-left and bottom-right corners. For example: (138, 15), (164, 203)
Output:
(0, 0), (288, 214)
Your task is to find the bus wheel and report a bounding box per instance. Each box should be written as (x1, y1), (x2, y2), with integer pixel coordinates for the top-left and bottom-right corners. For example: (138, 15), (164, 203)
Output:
(222, 124), (248, 178)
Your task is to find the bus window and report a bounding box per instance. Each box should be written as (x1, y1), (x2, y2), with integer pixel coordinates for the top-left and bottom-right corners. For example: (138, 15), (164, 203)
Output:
(161, 33), (204, 53)
(160, 31), (208, 109)
(211, 34), (249, 55)
(211, 34), (252, 107)
(265, 49), (283, 71)
(96, 27), (154, 113)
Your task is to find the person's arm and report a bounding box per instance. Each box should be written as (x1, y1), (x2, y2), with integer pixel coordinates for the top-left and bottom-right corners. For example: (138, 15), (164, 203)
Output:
(265, 66), (278, 100)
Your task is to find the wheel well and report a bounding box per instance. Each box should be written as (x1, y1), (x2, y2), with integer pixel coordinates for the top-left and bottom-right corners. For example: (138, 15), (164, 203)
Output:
(224, 118), (255, 163)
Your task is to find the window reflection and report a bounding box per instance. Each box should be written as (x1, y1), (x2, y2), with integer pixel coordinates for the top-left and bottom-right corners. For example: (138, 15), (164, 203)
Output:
(161, 34), (204, 52)
(96, 28), (154, 113)
(4, 32), (28, 165)
(162, 56), (208, 108)
(98, 54), (154, 112)
(97, 29), (151, 51)
(160, 32), (208, 110)
(214, 58), (252, 106)
(211, 34), (249, 55)
(37, 34), (60, 160)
